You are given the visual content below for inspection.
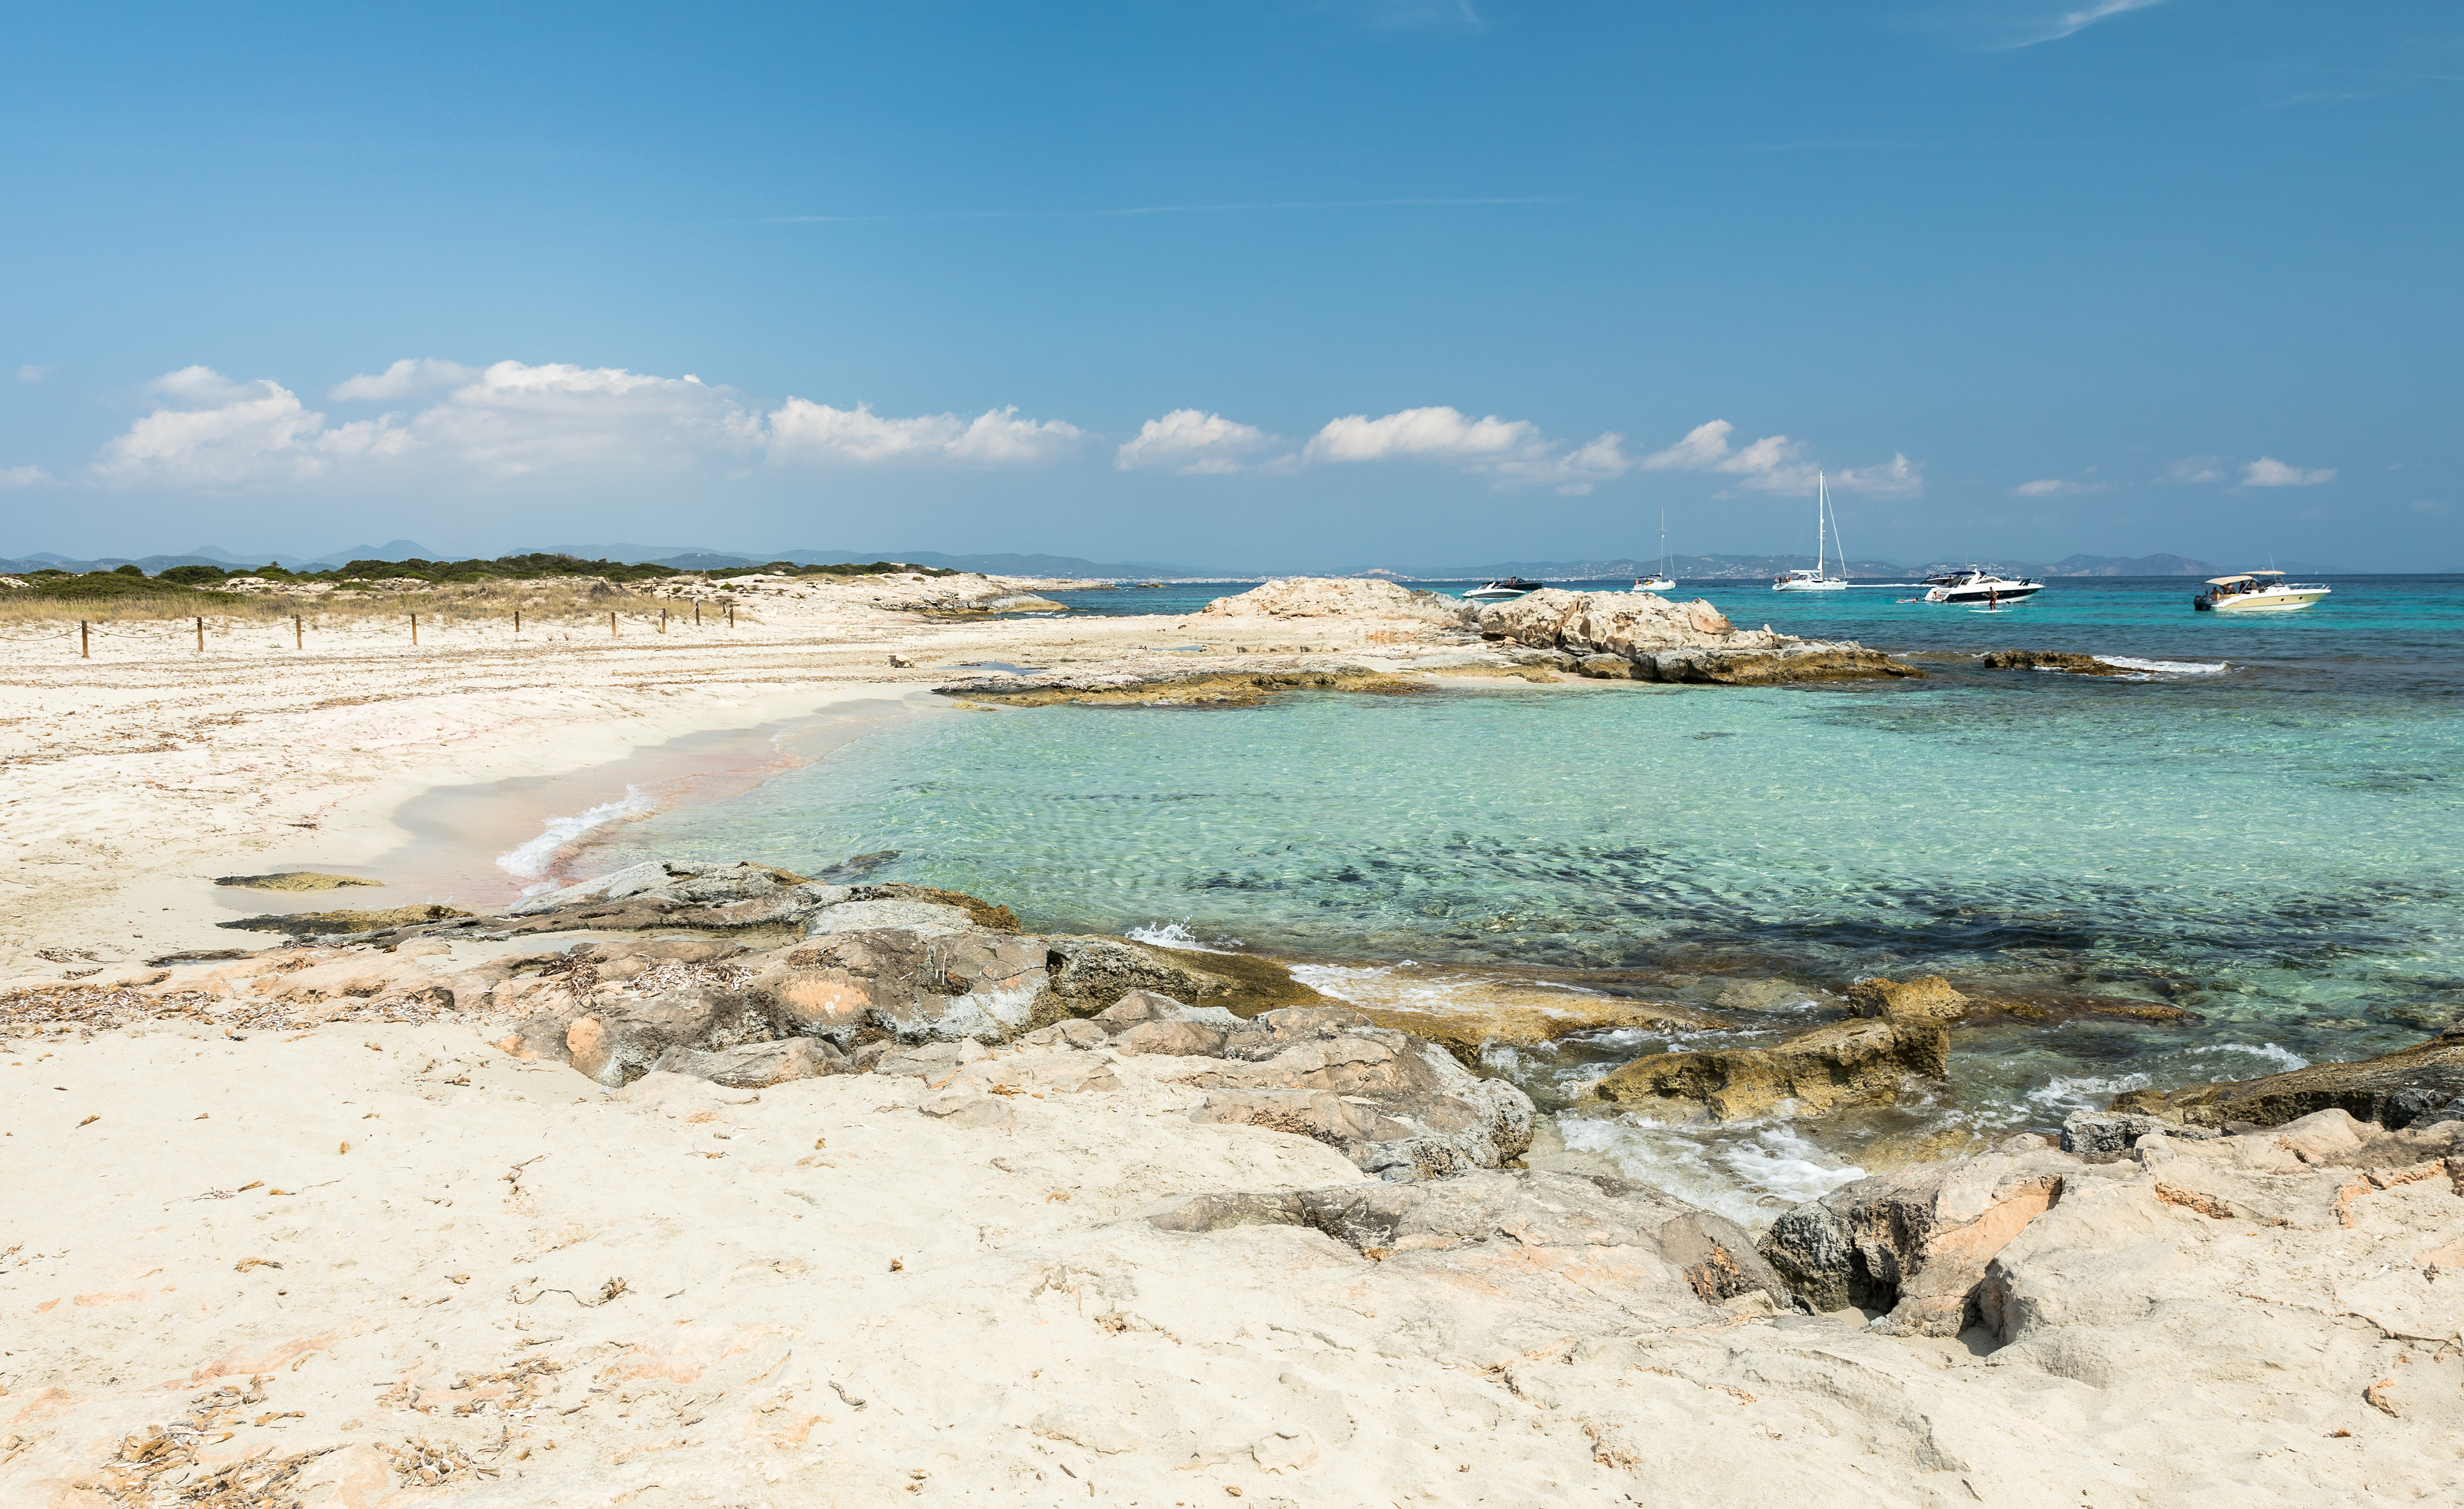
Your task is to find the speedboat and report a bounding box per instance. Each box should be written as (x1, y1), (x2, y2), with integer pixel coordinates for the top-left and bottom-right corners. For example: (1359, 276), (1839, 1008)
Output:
(1463, 576), (1544, 601)
(2194, 571), (2330, 612)
(1772, 472), (1850, 592)
(1922, 567), (2043, 605)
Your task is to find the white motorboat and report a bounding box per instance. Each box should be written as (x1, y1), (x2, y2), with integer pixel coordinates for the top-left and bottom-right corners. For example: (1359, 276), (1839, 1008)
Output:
(1463, 576), (1544, 601)
(1922, 566), (2043, 605)
(1773, 472), (1849, 592)
(2194, 571), (2330, 613)
(1635, 510), (1676, 592)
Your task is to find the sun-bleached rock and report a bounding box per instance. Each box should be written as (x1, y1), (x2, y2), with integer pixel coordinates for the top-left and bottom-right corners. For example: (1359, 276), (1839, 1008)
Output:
(1591, 1015), (1948, 1120)
(1199, 577), (1476, 625)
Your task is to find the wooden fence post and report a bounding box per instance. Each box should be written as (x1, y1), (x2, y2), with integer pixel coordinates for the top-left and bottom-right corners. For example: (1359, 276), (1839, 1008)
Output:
(410, 612), (419, 647)
(694, 601), (702, 626)
(727, 604), (735, 629)
(195, 616), (204, 653)
(514, 609), (521, 634)
(609, 611), (617, 637)
(80, 620), (90, 658)
(294, 614), (302, 649)
(660, 607), (668, 633)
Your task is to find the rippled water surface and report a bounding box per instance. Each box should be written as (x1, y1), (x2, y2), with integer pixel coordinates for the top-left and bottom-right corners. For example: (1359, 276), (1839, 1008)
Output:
(592, 576), (2464, 1221)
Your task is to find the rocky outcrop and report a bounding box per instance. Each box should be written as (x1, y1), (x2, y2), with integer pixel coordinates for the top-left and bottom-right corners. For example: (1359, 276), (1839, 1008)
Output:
(2110, 1028), (2464, 1129)
(1979, 649), (2130, 675)
(1149, 1168), (1790, 1306)
(1591, 1015), (1949, 1120)
(1042, 936), (1326, 1017)
(1843, 975), (1969, 1023)
(1199, 577), (1478, 627)
(219, 903), (472, 939)
(1476, 589), (1922, 684)
(1015, 994), (1534, 1179)
(211, 871), (381, 890)
(1760, 1151), (2088, 1335)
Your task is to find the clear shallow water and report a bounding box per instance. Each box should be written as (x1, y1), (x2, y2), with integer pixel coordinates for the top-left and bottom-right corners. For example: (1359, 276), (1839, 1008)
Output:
(586, 576), (2463, 1222)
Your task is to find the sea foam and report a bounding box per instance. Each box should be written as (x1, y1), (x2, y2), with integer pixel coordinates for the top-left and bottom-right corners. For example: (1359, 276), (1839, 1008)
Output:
(498, 786), (654, 884)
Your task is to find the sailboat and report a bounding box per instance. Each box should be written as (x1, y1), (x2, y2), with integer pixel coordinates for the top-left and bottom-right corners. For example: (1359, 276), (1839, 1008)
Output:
(1772, 471), (1849, 592)
(1635, 509), (1676, 592)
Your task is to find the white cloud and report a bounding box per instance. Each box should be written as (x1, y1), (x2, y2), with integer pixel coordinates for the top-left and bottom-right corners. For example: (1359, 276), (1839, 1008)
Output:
(2160, 456), (2227, 484)
(1641, 420), (1818, 492)
(1, 465), (54, 487)
(1116, 409), (1273, 473)
(1833, 454), (1926, 495)
(2240, 456), (2336, 488)
(15, 365), (50, 385)
(1299, 405), (1639, 494)
(80, 359), (1083, 487)
(766, 401), (1082, 466)
(329, 358), (481, 401)
(2012, 477), (2109, 497)
(92, 367), (410, 487)
(1303, 406), (1546, 465)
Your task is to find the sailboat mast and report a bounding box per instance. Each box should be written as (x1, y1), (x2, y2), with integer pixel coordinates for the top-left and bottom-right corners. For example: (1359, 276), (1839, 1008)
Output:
(1816, 471), (1828, 577)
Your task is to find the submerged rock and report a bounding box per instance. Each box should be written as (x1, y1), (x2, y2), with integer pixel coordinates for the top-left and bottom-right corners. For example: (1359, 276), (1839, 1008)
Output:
(2110, 1028), (2464, 1129)
(1198, 577), (1477, 627)
(1591, 1016), (1949, 1120)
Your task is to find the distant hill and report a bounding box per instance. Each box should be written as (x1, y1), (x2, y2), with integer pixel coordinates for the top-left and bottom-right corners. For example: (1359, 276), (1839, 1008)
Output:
(2037, 553), (2213, 577)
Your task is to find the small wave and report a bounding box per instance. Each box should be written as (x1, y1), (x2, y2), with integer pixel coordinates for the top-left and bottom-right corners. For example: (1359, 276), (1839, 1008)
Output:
(2190, 1042), (2309, 1074)
(1557, 1115), (1866, 1224)
(1125, 919), (1245, 953)
(2021, 1072), (2153, 1113)
(496, 786), (654, 881)
(2101, 656), (2229, 675)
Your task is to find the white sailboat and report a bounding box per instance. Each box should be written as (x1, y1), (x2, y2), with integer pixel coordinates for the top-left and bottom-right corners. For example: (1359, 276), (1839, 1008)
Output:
(1635, 509), (1676, 592)
(1772, 471), (1849, 592)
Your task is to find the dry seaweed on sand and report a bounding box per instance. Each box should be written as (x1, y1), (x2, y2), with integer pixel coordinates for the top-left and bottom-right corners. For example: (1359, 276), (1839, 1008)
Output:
(97, 1378), (336, 1508)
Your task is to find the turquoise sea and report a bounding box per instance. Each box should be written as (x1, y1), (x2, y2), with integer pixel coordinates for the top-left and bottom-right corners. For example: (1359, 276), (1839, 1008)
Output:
(587, 576), (2464, 1220)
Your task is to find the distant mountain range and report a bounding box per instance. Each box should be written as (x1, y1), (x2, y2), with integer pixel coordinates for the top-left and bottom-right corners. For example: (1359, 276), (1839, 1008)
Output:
(0, 542), (2375, 580)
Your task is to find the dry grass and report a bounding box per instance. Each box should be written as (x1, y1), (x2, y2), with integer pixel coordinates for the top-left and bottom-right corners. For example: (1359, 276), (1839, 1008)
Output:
(0, 577), (689, 628)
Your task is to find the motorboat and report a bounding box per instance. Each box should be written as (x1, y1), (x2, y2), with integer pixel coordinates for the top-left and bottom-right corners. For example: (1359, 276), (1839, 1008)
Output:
(1772, 472), (1849, 592)
(1463, 576), (1544, 601)
(2194, 571), (2330, 613)
(1635, 509), (1677, 592)
(1921, 566), (2043, 605)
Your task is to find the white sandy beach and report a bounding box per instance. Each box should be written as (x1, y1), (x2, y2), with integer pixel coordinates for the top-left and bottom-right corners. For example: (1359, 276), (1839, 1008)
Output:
(5, 576), (2463, 1508)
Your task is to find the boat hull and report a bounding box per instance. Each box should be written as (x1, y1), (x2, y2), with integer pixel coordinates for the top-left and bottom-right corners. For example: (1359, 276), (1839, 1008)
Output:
(1926, 583), (2043, 604)
(2197, 588), (2330, 613)
(1634, 576), (1676, 592)
(1772, 579), (1847, 592)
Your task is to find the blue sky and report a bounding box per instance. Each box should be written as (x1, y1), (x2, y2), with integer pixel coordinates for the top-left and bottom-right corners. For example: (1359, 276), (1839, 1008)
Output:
(2, 1), (2457, 570)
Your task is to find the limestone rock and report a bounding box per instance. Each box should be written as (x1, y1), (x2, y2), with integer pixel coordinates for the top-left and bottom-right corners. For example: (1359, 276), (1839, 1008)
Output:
(760, 927), (1049, 1043)
(1150, 1168), (1790, 1308)
(211, 871), (380, 890)
(1042, 937), (1324, 1018)
(1844, 975), (1969, 1023)
(1591, 1016), (1948, 1120)
(1198, 577), (1477, 627)
(1176, 1008), (1535, 1179)
(1979, 649), (2129, 675)
(650, 1036), (845, 1088)
(2110, 1030), (2464, 1129)
(1759, 1150), (2089, 1334)
(217, 903), (472, 940)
